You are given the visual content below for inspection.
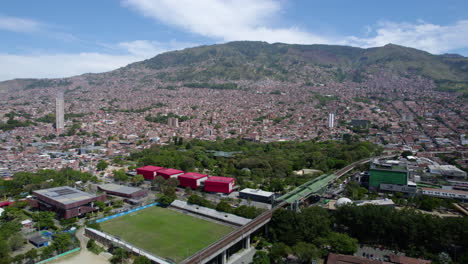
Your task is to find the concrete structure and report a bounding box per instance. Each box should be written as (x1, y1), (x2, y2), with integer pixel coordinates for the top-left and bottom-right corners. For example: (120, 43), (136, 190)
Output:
(355, 198), (395, 207)
(178, 172), (208, 189)
(171, 200), (250, 226)
(168, 117), (179, 127)
(55, 92), (64, 134)
(33, 186), (105, 219)
(379, 183), (417, 194)
(328, 113), (335, 128)
(98, 183), (147, 199)
(136, 165), (165, 181)
(29, 235), (50, 248)
(335, 197), (353, 207)
(428, 165), (467, 179)
(157, 168), (185, 179)
(421, 187), (468, 200)
(369, 160), (408, 190)
(239, 188), (274, 203)
(204, 176), (235, 194)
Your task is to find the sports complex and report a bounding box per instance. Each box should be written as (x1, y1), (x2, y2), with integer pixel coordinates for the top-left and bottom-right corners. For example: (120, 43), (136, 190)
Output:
(98, 205), (234, 263)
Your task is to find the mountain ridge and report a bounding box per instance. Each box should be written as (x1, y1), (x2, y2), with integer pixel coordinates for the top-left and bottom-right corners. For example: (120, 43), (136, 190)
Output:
(1, 41), (467, 94)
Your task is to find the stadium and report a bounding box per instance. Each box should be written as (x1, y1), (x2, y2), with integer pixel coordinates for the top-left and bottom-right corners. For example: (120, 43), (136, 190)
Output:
(92, 205), (235, 263)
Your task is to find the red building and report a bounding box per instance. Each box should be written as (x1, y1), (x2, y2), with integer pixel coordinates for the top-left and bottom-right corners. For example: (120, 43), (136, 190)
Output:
(157, 168), (185, 179)
(136, 165), (165, 180)
(0, 201), (13, 207)
(204, 176), (235, 194)
(178, 172), (209, 189)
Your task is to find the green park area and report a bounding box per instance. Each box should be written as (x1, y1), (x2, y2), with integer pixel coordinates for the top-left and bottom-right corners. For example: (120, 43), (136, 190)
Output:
(100, 206), (234, 263)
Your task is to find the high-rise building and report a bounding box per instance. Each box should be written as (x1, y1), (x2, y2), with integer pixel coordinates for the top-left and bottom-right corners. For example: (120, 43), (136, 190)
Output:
(328, 113), (335, 128)
(168, 117), (179, 127)
(55, 92), (65, 133)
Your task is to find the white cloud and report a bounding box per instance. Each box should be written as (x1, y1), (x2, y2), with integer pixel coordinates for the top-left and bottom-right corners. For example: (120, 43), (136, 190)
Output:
(123, 0), (468, 54)
(344, 20), (468, 54)
(0, 40), (196, 81)
(122, 0), (330, 44)
(0, 15), (43, 33)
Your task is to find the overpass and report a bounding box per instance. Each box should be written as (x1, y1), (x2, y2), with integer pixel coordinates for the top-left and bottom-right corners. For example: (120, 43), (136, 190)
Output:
(180, 156), (387, 264)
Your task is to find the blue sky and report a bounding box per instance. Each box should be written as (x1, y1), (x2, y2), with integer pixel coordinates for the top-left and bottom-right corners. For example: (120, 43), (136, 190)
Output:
(1, 0), (467, 81)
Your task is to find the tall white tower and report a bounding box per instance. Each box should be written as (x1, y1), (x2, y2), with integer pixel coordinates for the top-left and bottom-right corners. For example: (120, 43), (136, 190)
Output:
(56, 92), (65, 133)
(328, 113), (335, 128)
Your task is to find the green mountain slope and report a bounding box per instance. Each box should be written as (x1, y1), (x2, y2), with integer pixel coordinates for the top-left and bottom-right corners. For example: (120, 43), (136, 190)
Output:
(129, 41), (468, 90)
(2, 41), (468, 94)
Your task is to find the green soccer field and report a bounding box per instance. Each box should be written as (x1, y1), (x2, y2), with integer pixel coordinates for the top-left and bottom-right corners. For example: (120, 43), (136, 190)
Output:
(100, 206), (234, 263)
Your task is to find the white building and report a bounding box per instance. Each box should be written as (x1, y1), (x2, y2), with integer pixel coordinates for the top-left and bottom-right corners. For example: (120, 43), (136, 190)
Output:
(421, 187), (468, 200)
(328, 113), (335, 128)
(55, 92), (65, 133)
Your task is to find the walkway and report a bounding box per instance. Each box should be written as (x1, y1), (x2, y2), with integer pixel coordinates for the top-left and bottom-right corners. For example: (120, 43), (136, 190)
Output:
(55, 228), (109, 264)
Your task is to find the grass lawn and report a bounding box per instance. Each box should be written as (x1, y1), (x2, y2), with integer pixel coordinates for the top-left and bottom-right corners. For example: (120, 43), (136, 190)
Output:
(100, 206), (234, 263)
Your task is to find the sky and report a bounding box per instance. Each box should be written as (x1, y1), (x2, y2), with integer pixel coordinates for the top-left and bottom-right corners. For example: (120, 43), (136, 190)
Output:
(1, 0), (467, 81)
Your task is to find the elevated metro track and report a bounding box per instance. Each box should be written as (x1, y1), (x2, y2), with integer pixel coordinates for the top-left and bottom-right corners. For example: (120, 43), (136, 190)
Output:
(181, 155), (391, 264)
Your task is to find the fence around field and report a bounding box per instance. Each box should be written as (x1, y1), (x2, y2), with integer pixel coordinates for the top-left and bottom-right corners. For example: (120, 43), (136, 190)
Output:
(95, 202), (158, 223)
(85, 228), (172, 264)
(36, 247), (81, 264)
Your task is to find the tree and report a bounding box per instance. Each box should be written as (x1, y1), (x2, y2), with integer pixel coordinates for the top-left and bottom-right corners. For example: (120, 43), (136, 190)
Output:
(96, 160), (109, 171)
(216, 200), (232, 213)
(8, 233), (25, 251)
(132, 174), (144, 186)
(292, 242), (320, 264)
(185, 186), (192, 196)
(158, 195), (174, 206)
(166, 178), (180, 188)
(32, 211), (56, 230)
(269, 242), (291, 264)
(110, 248), (128, 264)
(152, 176), (166, 190)
(40, 243), (55, 259)
(86, 239), (96, 249)
(134, 255), (151, 264)
(0, 239), (11, 264)
(401, 150), (413, 158)
(113, 170), (129, 182)
(315, 232), (358, 255)
(253, 251), (270, 264)
(24, 248), (38, 263)
(95, 200), (106, 211)
(53, 233), (72, 253)
(344, 181), (368, 200)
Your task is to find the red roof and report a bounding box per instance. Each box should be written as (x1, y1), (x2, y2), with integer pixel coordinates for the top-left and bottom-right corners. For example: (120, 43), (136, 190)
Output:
(137, 165), (164, 172)
(158, 168), (184, 175)
(179, 172), (208, 179)
(206, 176), (234, 183)
(0, 201), (13, 207)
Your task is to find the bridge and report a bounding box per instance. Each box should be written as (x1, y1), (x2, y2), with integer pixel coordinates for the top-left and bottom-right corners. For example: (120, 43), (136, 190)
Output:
(180, 156), (385, 264)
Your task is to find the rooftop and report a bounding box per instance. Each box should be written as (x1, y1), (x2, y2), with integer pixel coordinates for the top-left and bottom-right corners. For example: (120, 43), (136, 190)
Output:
(98, 183), (142, 195)
(240, 188), (274, 198)
(421, 187), (468, 195)
(34, 186), (96, 205)
(206, 176), (235, 183)
(138, 165), (165, 171)
(158, 168), (184, 175)
(179, 172), (208, 179)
